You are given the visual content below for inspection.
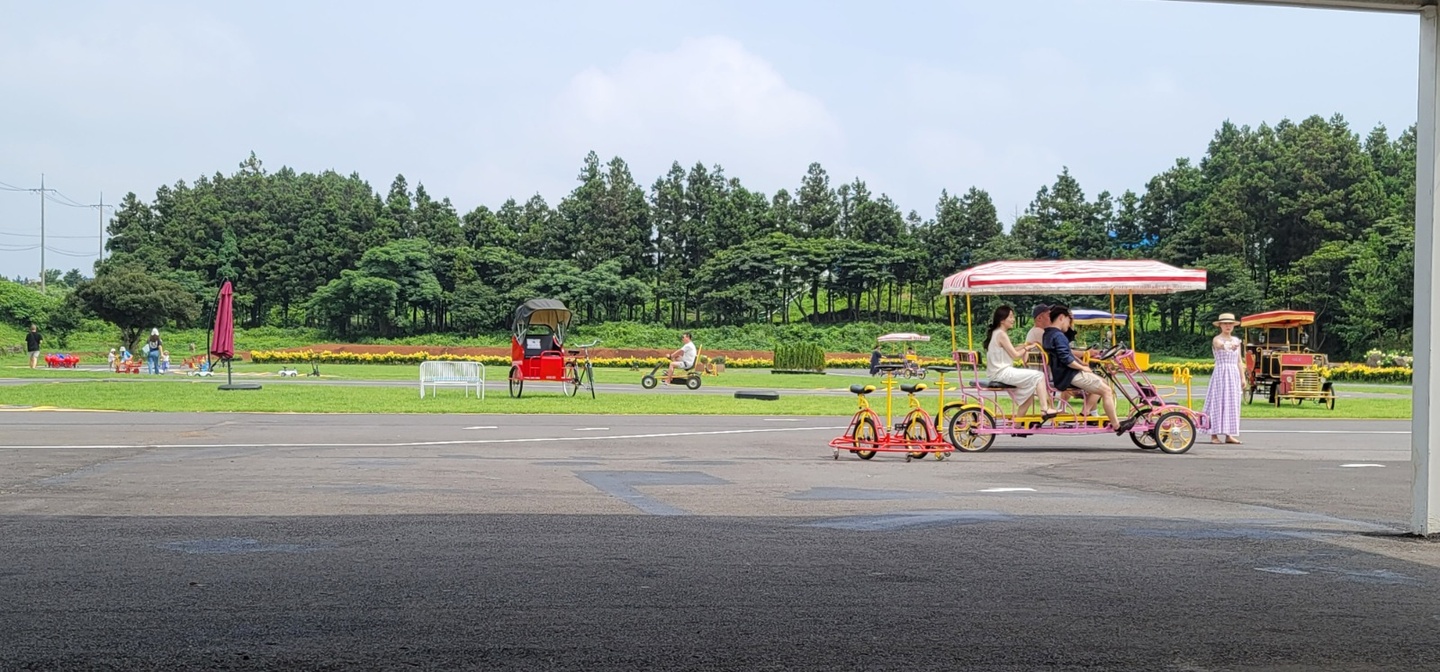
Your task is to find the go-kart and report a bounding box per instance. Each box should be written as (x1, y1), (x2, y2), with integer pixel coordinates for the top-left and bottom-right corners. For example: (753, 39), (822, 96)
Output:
(641, 363), (702, 390)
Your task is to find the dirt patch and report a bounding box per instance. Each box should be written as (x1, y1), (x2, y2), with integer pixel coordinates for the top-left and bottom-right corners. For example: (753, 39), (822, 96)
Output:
(259, 343), (847, 361)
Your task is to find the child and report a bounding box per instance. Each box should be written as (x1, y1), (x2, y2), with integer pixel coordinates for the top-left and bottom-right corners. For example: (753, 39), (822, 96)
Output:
(161, 349), (170, 373)
(107, 349), (117, 366)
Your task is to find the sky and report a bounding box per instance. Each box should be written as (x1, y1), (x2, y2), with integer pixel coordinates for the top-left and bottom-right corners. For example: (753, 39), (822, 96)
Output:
(0, 0), (1420, 281)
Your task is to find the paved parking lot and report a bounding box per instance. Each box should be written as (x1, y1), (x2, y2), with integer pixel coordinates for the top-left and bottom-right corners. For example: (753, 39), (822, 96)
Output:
(0, 412), (1434, 670)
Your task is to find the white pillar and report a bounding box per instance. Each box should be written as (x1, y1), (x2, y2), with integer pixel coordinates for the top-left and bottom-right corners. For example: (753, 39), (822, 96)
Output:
(1414, 6), (1440, 536)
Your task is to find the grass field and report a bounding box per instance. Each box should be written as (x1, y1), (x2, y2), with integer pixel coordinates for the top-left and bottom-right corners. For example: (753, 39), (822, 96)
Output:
(0, 378), (1411, 419)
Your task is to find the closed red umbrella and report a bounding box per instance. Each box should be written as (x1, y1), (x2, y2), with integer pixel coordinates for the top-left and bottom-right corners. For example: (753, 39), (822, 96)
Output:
(209, 281), (259, 391)
(211, 281), (235, 361)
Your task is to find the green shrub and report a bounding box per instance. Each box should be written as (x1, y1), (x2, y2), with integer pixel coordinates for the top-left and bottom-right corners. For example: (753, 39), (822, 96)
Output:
(774, 343), (825, 372)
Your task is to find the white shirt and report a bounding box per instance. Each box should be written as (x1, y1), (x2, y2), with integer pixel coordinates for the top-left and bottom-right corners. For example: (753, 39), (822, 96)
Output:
(679, 342), (696, 367)
(1025, 326), (1045, 344)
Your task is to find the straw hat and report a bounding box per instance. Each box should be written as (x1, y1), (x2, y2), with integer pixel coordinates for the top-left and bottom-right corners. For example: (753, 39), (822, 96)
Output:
(1214, 313), (1240, 326)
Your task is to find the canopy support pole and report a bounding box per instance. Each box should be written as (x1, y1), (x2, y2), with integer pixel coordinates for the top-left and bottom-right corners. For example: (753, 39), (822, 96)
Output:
(1414, 6), (1440, 535)
(965, 295), (973, 351)
(1128, 294), (1136, 349)
(948, 295), (957, 353)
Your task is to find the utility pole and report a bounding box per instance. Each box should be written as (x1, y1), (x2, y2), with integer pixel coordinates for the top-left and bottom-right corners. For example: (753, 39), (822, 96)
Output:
(93, 191), (114, 263)
(31, 174), (56, 293)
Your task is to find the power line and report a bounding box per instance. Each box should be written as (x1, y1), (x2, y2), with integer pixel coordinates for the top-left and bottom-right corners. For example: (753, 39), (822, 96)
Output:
(44, 245), (96, 258)
(0, 230), (98, 239)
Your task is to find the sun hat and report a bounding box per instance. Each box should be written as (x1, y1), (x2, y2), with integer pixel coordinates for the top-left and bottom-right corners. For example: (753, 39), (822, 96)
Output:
(1214, 313), (1240, 326)
(1031, 304), (1050, 318)
(151, 328), (160, 335)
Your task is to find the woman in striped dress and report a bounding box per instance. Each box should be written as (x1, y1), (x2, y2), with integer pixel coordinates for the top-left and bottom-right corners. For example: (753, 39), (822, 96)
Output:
(1204, 313), (1244, 444)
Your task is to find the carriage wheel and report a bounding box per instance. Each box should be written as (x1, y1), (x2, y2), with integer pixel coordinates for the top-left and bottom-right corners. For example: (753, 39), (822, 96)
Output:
(1244, 385), (1255, 405)
(1153, 411), (1196, 454)
(1268, 385), (1278, 406)
(902, 411), (936, 460)
(508, 366), (524, 398)
(563, 364), (581, 397)
(1326, 394), (1335, 410)
(854, 416), (879, 460)
(1130, 419), (1159, 450)
(946, 408), (995, 453)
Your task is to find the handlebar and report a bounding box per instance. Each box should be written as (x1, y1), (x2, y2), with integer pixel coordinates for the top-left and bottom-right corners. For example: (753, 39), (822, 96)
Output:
(572, 340), (600, 349)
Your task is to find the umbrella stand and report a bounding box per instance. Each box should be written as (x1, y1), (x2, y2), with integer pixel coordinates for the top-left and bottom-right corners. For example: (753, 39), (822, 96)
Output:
(217, 357), (261, 391)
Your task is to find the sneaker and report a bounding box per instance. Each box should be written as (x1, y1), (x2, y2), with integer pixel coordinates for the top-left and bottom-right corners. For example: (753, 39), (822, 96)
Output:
(1114, 416), (1138, 436)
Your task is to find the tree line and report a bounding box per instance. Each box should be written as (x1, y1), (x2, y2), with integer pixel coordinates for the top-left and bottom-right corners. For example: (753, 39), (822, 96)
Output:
(91, 113), (1414, 358)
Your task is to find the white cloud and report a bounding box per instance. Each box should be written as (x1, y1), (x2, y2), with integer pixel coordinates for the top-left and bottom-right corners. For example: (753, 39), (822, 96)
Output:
(548, 36), (843, 190)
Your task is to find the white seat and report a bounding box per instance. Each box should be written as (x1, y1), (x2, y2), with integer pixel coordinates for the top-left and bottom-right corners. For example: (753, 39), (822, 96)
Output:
(420, 360), (485, 399)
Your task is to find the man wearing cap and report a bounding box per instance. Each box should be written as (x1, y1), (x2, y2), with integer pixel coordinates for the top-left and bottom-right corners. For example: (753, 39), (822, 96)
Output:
(1024, 304), (1050, 345)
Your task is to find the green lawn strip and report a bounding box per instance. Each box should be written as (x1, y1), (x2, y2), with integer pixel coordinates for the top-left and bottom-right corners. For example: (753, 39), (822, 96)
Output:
(0, 381), (853, 415)
(0, 380), (1411, 419)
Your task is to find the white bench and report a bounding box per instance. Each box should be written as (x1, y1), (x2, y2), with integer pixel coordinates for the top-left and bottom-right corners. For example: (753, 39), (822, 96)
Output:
(419, 360), (485, 399)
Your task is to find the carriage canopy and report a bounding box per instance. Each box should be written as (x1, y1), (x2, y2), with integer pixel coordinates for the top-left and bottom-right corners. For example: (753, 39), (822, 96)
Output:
(1072, 309), (1128, 327)
(512, 298), (572, 343)
(1239, 310), (1316, 330)
(877, 332), (931, 343)
(941, 260), (1207, 296)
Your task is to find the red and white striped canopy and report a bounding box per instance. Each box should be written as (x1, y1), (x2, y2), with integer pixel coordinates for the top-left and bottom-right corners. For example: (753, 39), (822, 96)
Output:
(941, 260), (1207, 296)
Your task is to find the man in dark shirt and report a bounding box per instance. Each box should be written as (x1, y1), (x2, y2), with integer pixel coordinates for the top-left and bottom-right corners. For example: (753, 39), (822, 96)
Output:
(1042, 306), (1135, 435)
(25, 324), (41, 369)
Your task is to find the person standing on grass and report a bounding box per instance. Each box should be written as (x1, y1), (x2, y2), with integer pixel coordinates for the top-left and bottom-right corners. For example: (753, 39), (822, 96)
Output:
(25, 324), (41, 369)
(1204, 313), (1245, 445)
(144, 328), (163, 375)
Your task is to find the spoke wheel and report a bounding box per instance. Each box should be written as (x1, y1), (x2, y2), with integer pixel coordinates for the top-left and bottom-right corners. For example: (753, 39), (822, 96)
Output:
(1130, 425), (1159, 450)
(563, 364), (581, 397)
(902, 411), (937, 460)
(1244, 385), (1255, 405)
(946, 407), (995, 453)
(1153, 411), (1196, 454)
(853, 416), (879, 460)
(508, 366), (524, 399)
(586, 362), (596, 399)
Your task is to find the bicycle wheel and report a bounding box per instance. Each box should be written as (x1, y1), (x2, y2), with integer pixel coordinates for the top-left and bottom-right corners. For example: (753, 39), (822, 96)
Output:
(901, 411), (938, 460)
(508, 365), (524, 398)
(946, 407), (995, 453)
(586, 361), (596, 399)
(853, 416), (879, 460)
(563, 363), (581, 397)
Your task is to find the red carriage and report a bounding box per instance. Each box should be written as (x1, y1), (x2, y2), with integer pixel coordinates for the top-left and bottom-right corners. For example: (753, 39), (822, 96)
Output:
(508, 299), (596, 398)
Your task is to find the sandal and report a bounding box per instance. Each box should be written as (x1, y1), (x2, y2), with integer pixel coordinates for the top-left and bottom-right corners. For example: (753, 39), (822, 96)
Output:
(1225, 437), (1243, 445)
(1040, 411), (1059, 425)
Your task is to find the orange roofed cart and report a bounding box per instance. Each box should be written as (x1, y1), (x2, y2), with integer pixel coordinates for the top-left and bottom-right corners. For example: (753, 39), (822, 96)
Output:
(1240, 310), (1334, 409)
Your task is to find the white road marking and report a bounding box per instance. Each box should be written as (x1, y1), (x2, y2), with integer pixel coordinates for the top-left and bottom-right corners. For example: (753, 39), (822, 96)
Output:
(763, 418), (801, 422)
(1256, 567), (1309, 576)
(2, 425), (847, 450)
(464, 426), (498, 430)
(574, 427), (610, 432)
(1340, 463), (1386, 468)
(979, 487), (1037, 493)
(1243, 430), (1410, 434)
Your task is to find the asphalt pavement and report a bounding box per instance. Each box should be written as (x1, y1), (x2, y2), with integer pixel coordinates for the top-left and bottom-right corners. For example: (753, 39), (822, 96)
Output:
(0, 412), (1434, 670)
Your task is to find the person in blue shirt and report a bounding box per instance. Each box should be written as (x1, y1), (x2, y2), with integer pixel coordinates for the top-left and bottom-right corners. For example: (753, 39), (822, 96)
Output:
(1042, 305), (1136, 436)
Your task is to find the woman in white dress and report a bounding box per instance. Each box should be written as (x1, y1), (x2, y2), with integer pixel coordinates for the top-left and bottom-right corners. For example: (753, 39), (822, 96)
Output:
(986, 306), (1058, 422)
